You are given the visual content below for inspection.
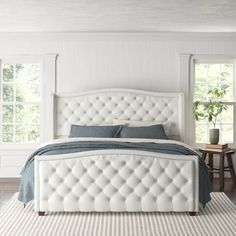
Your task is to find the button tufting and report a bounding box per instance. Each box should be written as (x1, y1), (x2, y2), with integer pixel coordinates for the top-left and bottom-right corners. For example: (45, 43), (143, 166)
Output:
(39, 151), (195, 212)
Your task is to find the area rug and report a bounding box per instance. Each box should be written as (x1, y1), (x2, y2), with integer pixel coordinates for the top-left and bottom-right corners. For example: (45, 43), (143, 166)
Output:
(0, 192), (235, 236)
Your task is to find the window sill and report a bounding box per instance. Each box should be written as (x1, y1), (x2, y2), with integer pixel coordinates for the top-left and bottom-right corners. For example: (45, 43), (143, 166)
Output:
(0, 143), (39, 151)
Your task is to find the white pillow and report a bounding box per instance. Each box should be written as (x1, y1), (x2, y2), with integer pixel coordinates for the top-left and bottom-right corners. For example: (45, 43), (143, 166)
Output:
(113, 119), (170, 135)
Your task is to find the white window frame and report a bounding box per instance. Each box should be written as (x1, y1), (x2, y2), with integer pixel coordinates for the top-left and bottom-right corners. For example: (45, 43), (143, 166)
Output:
(0, 54), (57, 151)
(179, 54), (236, 148)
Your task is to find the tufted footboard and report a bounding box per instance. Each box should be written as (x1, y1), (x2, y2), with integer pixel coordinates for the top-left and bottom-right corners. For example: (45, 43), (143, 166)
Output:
(35, 150), (199, 214)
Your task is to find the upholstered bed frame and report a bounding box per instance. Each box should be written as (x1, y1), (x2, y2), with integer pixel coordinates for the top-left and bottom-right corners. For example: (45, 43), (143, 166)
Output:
(34, 89), (199, 215)
(53, 89), (185, 141)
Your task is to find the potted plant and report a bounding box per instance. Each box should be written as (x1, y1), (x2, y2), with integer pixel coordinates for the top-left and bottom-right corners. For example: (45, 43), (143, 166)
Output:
(193, 87), (228, 144)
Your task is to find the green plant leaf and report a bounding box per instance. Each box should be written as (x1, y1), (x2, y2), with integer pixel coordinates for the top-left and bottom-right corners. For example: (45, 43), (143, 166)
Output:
(193, 86), (228, 126)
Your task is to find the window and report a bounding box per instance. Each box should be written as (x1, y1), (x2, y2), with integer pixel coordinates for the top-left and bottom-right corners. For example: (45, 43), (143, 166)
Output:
(193, 60), (235, 144)
(0, 61), (41, 144)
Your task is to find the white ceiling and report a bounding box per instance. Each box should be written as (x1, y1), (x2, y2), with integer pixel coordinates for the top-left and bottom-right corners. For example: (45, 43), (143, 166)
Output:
(0, 0), (236, 32)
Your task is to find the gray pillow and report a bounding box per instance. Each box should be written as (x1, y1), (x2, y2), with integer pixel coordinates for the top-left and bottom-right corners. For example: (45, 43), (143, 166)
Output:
(69, 125), (122, 138)
(119, 124), (168, 139)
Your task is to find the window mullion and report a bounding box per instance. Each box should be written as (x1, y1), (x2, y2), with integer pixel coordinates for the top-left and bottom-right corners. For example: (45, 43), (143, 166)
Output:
(219, 64), (221, 90)
(13, 64), (16, 142)
(233, 61), (236, 145)
(0, 60), (2, 143)
(219, 61), (222, 143)
(206, 65), (208, 101)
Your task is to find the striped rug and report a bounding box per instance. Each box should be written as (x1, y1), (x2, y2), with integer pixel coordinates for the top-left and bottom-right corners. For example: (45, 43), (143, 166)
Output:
(0, 193), (235, 236)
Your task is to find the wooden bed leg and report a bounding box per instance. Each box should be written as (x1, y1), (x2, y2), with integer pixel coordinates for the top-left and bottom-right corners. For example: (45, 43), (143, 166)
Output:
(38, 211), (45, 216)
(189, 212), (197, 216)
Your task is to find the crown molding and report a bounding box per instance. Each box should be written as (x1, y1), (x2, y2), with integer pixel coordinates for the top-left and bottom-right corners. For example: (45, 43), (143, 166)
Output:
(0, 31), (235, 41)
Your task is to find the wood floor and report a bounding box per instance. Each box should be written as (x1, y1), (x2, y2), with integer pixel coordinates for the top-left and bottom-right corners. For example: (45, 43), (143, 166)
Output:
(212, 178), (236, 205)
(0, 178), (236, 210)
(0, 181), (19, 210)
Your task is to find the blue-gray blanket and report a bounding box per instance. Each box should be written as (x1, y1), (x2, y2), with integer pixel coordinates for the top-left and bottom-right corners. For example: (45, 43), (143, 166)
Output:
(18, 141), (211, 206)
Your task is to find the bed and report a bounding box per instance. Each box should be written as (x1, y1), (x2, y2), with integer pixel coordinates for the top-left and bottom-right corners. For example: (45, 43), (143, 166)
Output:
(18, 89), (211, 216)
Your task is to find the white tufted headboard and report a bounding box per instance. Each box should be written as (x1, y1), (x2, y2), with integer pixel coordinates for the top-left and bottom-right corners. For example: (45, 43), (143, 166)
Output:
(53, 89), (184, 141)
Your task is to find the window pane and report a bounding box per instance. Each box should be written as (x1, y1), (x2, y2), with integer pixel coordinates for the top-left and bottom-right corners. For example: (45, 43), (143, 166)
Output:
(28, 105), (40, 123)
(15, 124), (27, 143)
(221, 64), (233, 101)
(207, 64), (220, 86)
(15, 64), (40, 102)
(28, 83), (40, 101)
(2, 83), (14, 101)
(16, 64), (40, 83)
(195, 64), (207, 83)
(221, 105), (233, 124)
(15, 83), (40, 102)
(2, 64), (14, 82)
(195, 82), (207, 101)
(15, 105), (27, 123)
(195, 124), (208, 143)
(221, 125), (234, 143)
(28, 124), (40, 142)
(2, 105), (13, 123)
(208, 81), (219, 94)
(15, 82), (25, 102)
(2, 125), (13, 142)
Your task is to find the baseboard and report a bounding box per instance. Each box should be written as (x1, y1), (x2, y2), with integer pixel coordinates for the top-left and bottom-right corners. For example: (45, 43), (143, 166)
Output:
(0, 178), (20, 183)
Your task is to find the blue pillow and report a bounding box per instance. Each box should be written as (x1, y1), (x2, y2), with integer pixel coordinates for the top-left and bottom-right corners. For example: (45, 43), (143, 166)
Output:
(119, 124), (168, 139)
(69, 125), (122, 138)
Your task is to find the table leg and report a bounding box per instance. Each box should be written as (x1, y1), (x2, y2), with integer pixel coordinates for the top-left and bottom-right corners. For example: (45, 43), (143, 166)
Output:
(219, 154), (225, 192)
(226, 153), (236, 185)
(208, 153), (214, 182)
(202, 152), (207, 161)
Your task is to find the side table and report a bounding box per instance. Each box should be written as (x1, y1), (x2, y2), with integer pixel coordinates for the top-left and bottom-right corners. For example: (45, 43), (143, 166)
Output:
(199, 148), (236, 191)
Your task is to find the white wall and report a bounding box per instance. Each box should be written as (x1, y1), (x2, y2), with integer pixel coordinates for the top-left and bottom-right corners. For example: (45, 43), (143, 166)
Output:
(0, 33), (235, 94)
(0, 32), (236, 177)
